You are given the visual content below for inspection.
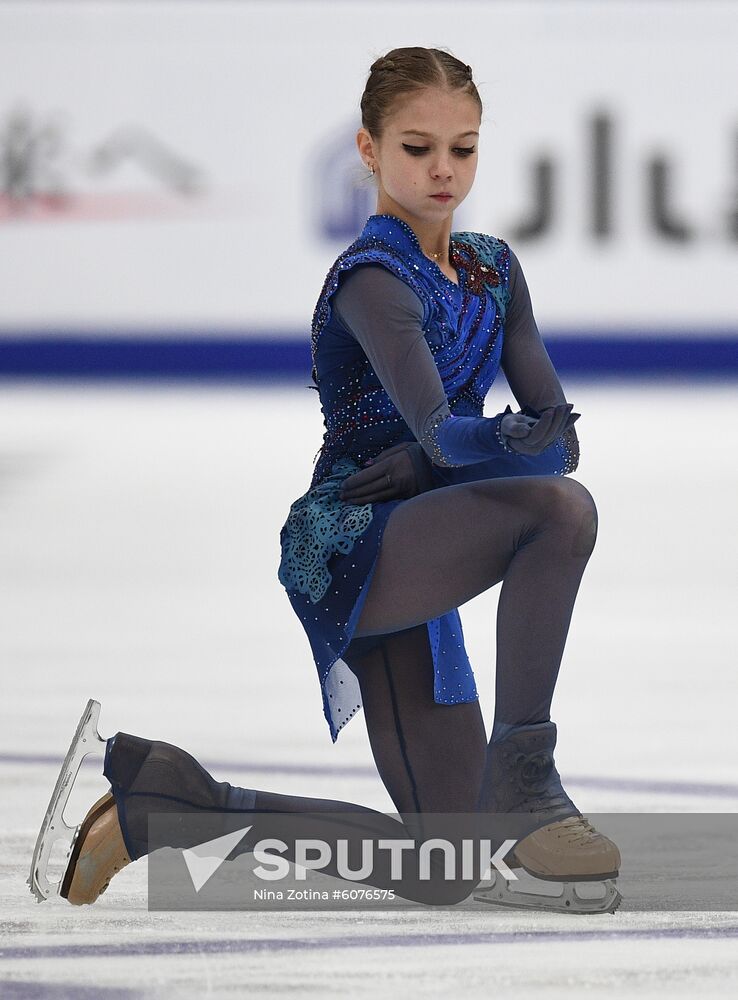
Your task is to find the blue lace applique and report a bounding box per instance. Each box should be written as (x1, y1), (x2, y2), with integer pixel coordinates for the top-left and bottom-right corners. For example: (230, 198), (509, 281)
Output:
(278, 457), (374, 603)
(452, 231), (512, 322)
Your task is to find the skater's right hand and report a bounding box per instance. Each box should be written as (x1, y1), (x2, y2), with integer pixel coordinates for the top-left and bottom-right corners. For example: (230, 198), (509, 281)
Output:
(339, 442), (426, 503)
(500, 403), (579, 455)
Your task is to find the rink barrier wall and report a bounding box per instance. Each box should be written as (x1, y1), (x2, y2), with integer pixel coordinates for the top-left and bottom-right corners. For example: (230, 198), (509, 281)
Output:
(0, 333), (736, 378)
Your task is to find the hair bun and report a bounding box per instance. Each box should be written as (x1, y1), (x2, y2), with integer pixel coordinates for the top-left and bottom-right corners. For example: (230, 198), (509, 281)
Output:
(369, 56), (393, 75)
(465, 64), (472, 80)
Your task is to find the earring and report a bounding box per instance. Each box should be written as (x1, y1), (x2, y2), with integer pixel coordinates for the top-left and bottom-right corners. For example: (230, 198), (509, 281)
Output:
(370, 164), (375, 175)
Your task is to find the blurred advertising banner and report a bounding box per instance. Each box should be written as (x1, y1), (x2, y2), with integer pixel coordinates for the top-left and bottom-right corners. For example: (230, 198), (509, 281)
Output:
(0, 1), (736, 375)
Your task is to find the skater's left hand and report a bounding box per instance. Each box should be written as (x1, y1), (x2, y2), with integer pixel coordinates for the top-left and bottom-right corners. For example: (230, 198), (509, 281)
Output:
(504, 403), (580, 455)
(339, 442), (431, 503)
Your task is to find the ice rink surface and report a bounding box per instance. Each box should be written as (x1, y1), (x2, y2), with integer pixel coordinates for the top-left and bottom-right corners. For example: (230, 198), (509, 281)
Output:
(1, 377), (737, 998)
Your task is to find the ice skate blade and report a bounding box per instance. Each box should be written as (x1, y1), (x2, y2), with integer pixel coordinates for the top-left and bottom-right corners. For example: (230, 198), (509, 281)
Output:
(474, 870), (622, 915)
(28, 699), (108, 903)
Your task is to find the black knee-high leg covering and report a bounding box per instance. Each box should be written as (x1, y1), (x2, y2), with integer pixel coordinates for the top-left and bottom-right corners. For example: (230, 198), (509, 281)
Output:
(103, 732), (256, 861)
(101, 732), (478, 904)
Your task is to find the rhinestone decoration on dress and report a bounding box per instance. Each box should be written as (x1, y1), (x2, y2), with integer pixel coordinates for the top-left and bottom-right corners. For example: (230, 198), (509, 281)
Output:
(277, 212), (578, 742)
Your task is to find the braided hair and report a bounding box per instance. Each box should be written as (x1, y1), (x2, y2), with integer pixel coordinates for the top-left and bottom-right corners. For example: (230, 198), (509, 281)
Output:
(361, 47), (481, 143)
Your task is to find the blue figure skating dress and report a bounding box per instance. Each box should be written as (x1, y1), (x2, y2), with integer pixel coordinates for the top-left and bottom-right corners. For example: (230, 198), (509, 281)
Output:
(277, 214), (579, 742)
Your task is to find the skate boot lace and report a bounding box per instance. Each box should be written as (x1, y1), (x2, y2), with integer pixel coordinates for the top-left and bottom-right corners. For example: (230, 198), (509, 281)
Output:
(550, 814), (601, 844)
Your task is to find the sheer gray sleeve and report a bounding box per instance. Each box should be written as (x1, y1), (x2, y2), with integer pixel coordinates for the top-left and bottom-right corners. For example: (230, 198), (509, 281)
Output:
(331, 264), (512, 468)
(501, 249), (568, 411)
(332, 264), (444, 447)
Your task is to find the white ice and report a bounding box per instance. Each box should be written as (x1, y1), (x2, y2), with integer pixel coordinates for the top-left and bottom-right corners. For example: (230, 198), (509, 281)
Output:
(1, 377), (737, 998)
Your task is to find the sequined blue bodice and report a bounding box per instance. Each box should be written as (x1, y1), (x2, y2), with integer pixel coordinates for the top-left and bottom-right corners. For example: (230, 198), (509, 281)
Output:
(277, 214), (513, 605)
(309, 214), (512, 489)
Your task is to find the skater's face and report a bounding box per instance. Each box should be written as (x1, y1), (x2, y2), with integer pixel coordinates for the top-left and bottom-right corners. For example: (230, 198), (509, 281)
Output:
(357, 87), (480, 227)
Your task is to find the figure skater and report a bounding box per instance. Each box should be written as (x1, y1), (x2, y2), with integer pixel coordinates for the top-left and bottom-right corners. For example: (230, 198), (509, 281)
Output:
(30, 46), (621, 914)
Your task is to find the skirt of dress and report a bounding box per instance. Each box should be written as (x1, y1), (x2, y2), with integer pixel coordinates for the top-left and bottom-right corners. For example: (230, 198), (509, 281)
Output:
(277, 456), (479, 743)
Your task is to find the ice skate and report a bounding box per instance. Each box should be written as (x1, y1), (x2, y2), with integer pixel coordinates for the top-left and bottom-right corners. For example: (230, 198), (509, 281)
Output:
(59, 789), (132, 904)
(28, 698), (131, 904)
(475, 721), (622, 914)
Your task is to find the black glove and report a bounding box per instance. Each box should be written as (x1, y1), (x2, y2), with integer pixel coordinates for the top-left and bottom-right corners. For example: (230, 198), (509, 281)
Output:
(501, 403), (579, 456)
